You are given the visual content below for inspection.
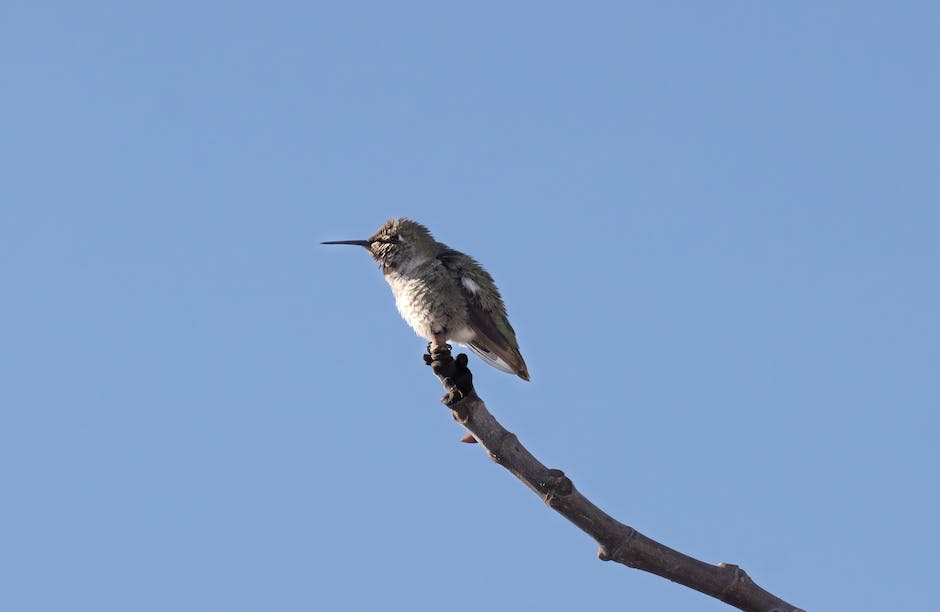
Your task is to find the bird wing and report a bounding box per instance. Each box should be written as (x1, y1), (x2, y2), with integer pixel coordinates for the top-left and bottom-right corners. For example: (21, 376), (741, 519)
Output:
(468, 337), (522, 376)
(437, 249), (530, 380)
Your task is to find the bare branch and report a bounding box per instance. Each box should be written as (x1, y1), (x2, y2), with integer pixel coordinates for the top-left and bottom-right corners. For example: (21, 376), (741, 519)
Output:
(424, 345), (803, 612)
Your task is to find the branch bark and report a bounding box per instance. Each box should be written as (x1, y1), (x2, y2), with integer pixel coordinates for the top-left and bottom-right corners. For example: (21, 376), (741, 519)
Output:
(424, 345), (804, 612)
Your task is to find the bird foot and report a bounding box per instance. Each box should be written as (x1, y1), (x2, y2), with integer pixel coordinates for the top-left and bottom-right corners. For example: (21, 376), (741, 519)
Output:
(425, 341), (452, 356)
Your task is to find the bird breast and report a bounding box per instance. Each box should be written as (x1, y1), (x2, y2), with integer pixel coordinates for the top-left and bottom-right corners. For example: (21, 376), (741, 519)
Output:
(383, 264), (473, 343)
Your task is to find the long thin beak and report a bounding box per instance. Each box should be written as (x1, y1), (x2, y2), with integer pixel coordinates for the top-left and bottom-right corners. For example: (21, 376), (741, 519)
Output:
(321, 239), (371, 247)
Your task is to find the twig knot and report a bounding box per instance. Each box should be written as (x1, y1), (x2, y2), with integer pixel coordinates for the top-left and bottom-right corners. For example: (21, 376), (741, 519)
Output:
(423, 345), (474, 406)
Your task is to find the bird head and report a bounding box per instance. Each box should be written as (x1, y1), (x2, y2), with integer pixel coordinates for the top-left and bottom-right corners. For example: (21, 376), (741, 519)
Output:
(323, 218), (437, 271)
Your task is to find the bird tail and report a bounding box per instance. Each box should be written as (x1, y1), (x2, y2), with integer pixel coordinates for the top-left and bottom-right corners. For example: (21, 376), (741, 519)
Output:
(467, 341), (530, 381)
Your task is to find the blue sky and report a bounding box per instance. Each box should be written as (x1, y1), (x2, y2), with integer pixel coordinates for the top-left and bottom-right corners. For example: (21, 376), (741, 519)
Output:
(2, 3), (938, 611)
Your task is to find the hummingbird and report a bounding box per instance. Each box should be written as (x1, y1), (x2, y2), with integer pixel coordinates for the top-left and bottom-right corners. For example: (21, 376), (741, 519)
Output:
(323, 218), (530, 381)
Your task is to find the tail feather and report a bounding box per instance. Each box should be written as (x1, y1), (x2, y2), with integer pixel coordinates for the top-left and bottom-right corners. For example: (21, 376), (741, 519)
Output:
(468, 340), (530, 381)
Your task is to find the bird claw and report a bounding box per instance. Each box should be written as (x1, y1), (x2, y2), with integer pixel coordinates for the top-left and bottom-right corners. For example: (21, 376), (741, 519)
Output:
(427, 341), (452, 355)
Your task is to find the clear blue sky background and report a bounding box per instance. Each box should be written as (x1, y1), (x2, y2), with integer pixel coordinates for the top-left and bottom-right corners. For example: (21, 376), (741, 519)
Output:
(2, 3), (937, 611)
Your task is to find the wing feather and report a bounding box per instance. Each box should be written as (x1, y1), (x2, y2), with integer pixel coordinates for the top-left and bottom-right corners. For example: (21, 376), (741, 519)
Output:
(437, 248), (530, 380)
